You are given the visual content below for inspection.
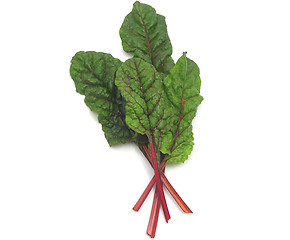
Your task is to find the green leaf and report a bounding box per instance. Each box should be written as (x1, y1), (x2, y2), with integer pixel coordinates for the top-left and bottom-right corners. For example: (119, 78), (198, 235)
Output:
(120, 1), (174, 75)
(161, 53), (203, 164)
(70, 51), (137, 146)
(115, 58), (173, 154)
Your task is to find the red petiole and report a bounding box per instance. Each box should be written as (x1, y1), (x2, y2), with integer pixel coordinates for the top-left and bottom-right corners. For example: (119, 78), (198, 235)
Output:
(149, 134), (170, 222)
(147, 156), (166, 238)
(146, 186), (161, 238)
(133, 146), (165, 212)
(161, 174), (192, 213)
(134, 172), (192, 213)
(136, 144), (193, 237)
(133, 176), (155, 211)
(136, 145), (192, 213)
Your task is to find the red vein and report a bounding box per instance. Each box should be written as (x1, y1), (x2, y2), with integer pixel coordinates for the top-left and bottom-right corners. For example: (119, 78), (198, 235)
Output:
(139, 13), (152, 60)
(148, 92), (162, 116)
(143, 70), (156, 94)
(170, 88), (185, 152)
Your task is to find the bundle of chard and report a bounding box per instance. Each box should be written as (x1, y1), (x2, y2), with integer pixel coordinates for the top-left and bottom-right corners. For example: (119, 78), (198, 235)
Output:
(70, 1), (203, 237)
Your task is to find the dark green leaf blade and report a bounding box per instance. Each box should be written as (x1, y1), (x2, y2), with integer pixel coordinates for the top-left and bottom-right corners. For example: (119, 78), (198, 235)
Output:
(116, 58), (173, 221)
(120, 1), (174, 75)
(115, 58), (173, 153)
(70, 51), (136, 146)
(161, 53), (203, 164)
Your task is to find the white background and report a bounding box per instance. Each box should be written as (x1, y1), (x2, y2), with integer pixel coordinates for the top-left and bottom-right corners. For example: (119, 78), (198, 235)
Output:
(1, 0), (290, 239)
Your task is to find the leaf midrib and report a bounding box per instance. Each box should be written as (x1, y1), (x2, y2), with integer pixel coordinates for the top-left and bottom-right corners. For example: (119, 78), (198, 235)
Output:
(139, 13), (152, 61)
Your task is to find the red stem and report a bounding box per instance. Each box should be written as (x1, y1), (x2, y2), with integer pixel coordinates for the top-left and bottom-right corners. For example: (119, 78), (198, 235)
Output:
(142, 145), (152, 165)
(147, 161), (165, 238)
(136, 147), (192, 213)
(133, 148), (166, 212)
(149, 134), (170, 222)
(139, 142), (192, 237)
(161, 174), (193, 213)
(133, 176), (156, 211)
(146, 187), (160, 238)
(134, 172), (193, 213)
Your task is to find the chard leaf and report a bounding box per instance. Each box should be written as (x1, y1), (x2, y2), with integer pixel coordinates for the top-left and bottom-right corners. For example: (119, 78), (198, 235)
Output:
(115, 58), (173, 154)
(120, 1), (174, 75)
(161, 53), (203, 164)
(70, 51), (137, 146)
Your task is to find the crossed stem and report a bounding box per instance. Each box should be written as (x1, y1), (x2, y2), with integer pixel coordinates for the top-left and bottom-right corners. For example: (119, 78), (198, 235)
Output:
(135, 145), (192, 238)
